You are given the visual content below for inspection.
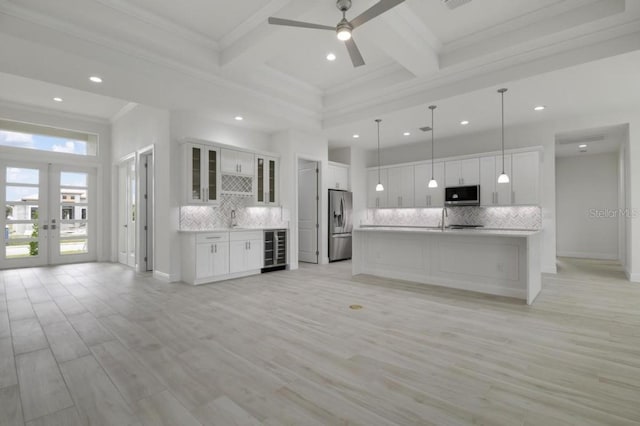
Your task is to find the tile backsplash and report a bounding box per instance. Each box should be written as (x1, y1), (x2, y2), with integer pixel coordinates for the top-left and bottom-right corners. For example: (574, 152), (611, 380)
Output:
(364, 206), (541, 230)
(180, 195), (288, 230)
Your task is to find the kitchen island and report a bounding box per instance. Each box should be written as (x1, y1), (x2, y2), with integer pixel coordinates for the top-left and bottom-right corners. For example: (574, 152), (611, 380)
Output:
(352, 227), (542, 304)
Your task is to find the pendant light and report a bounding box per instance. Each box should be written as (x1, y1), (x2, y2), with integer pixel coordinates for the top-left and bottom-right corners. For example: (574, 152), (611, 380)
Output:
(497, 88), (510, 184)
(428, 105), (438, 188)
(375, 119), (384, 192)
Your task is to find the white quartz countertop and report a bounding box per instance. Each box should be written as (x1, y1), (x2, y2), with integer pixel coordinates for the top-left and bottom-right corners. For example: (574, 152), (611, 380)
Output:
(179, 227), (288, 233)
(355, 226), (540, 238)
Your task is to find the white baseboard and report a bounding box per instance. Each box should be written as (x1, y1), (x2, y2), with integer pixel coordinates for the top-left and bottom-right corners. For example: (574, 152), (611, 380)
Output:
(626, 270), (640, 283)
(556, 251), (618, 261)
(152, 270), (178, 282)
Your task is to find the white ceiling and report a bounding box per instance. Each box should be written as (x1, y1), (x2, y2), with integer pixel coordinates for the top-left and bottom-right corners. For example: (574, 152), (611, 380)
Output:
(0, 0), (638, 139)
(555, 124), (627, 158)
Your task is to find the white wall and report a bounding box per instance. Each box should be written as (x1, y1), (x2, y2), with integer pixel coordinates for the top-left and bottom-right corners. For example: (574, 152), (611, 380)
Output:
(0, 101), (112, 261)
(272, 129), (329, 269)
(556, 153), (619, 260)
(111, 104), (171, 278)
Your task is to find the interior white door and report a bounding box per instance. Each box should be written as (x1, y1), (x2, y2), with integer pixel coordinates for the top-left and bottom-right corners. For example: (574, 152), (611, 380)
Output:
(298, 160), (318, 263)
(118, 158), (136, 267)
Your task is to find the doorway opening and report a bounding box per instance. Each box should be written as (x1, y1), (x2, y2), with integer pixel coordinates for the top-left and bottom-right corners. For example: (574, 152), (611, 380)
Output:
(555, 124), (627, 271)
(297, 158), (319, 264)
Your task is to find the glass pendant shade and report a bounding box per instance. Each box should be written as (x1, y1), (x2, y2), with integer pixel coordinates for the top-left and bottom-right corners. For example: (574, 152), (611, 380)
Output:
(376, 183), (384, 192)
(497, 173), (510, 184)
(428, 178), (438, 188)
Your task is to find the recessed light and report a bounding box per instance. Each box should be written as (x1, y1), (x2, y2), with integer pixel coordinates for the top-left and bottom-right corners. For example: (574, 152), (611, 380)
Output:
(579, 144), (587, 148)
(352, 134), (360, 139)
(460, 120), (470, 126)
(403, 132), (411, 136)
(53, 97), (63, 102)
(326, 53), (336, 61)
(89, 76), (103, 83)
(534, 105), (545, 111)
(234, 116), (244, 121)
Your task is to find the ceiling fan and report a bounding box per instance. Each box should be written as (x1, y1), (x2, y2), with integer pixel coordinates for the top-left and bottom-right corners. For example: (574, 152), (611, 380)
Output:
(268, 0), (405, 68)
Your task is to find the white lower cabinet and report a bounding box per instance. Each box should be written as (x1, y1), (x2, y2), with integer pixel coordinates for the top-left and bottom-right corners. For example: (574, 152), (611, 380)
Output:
(230, 231), (263, 274)
(182, 230), (264, 285)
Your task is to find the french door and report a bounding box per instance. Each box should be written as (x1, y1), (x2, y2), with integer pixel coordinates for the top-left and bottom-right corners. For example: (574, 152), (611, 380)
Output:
(1, 160), (97, 269)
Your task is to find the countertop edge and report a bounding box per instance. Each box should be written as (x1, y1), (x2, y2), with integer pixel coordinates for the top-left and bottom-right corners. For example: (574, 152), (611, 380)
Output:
(354, 227), (540, 237)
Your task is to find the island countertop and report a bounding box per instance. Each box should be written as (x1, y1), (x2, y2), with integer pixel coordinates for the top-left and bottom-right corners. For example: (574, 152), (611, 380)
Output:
(355, 226), (540, 238)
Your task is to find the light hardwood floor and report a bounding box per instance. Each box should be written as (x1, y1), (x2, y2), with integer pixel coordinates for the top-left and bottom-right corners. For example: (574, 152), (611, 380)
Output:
(1, 258), (639, 425)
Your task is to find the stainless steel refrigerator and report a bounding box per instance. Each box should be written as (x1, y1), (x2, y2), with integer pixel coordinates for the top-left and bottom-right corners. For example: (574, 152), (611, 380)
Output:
(329, 189), (353, 262)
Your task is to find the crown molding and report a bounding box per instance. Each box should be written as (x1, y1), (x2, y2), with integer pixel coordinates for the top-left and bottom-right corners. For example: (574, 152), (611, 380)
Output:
(0, 99), (111, 125)
(110, 102), (139, 124)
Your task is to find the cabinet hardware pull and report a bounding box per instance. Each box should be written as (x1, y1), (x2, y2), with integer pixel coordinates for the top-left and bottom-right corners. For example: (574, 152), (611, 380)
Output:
(210, 244), (213, 253)
(215, 244), (217, 253)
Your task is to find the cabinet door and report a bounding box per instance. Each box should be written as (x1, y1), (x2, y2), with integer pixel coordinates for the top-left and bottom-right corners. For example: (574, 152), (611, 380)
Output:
(229, 240), (246, 274)
(387, 166), (413, 208)
(367, 169), (388, 208)
(237, 151), (254, 176)
(186, 144), (205, 203)
(195, 243), (213, 279)
(247, 239), (263, 270)
(204, 147), (219, 203)
(414, 164), (430, 207)
(220, 149), (238, 174)
(480, 156), (496, 206)
(445, 161), (461, 187)
(512, 151), (540, 205)
(328, 165), (349, 190)
(212, 242), (229, 276)
(460, 158), (480, 185)
(428, 162), (445, 207)
(266, 157), (277, 204)
(495, 155), (512, 205)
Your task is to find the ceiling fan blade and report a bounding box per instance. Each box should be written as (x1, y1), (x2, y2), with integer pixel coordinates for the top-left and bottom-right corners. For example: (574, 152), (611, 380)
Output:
(344, 37), (365, 67)
(268, 17), (335, 31)
(350, 0), (405, 29)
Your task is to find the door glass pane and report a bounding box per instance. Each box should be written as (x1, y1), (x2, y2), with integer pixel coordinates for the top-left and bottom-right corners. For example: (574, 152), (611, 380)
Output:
(6, 241), (38, 259)
(257, 158), (264, 202)
(6, 186), (39, 202)
(269, 160), (275, 203)
(60, 172), (88, 187)
(208, 150), (216, 201)
(60, 239), (88, 255)
(5, 203), (38, 220)
(60, 222), (87, 237)
(60, 188), (88, 203)
(6, 167), (39, 184)
(192, 147), (201, 200)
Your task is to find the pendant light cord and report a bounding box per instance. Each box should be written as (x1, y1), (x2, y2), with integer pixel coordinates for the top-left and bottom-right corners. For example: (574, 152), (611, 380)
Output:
(430, 106), (436, 179)
(500, 88), (507, 174)
(376, 119), (382, 183)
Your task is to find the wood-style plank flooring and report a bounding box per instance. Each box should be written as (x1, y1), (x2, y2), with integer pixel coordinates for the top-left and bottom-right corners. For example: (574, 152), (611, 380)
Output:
(0, 258), (639, 425)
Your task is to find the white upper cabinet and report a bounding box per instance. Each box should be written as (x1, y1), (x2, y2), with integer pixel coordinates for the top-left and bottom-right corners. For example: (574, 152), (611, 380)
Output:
(367, 168), (388, 208)
(184, 143), (219, 205)
(480, 155), (512, 206)
(387, 166), (414, 208)
(445, 158), (480, 187)
(414, 162), (445, 207)
(221, 149), (254, 176)
(327, 162), (350, 190)
(511, 151), (540, 205)
(255, 155), (279, 205)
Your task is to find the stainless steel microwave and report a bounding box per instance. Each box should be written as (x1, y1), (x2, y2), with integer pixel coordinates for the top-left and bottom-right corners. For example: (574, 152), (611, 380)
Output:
(445, 185), (480, 206)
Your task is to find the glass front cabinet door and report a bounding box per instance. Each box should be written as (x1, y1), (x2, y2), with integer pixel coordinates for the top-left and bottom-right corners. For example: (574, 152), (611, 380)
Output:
(185, 143), (219, 204)
(255, 155), (278, 205)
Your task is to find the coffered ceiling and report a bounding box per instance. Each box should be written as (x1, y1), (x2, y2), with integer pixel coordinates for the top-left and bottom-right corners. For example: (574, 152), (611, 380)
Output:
(0, 0), (639, 145)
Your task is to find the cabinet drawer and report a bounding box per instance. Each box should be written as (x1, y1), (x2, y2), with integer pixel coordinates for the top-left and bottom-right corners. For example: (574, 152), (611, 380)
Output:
(196, 232), (229, 243)
(230, 230), (263, 241)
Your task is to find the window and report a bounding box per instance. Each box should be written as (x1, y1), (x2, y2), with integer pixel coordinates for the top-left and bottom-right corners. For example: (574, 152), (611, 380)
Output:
(30, 207), (38, 220)
(81, 208), (87, 220)
(0, 119), (98, 156)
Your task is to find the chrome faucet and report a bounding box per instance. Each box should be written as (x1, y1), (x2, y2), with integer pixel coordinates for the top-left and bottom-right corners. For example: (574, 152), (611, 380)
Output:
(230, 209), (237, 228)
(441, 207), (448, 231)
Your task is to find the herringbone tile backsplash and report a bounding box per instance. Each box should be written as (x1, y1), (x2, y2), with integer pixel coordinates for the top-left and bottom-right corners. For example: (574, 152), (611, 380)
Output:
(180, 195), (288, 230)
(364, 206), (541, 229)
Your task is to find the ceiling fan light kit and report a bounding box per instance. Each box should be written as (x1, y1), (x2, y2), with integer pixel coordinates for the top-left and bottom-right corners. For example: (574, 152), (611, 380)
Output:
(268, 0), (406, 68)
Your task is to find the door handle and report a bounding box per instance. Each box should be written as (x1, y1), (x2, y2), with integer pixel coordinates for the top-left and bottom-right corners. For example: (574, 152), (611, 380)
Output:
(42, 224), (48, 230)
(51, 225), (56, 230)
